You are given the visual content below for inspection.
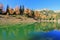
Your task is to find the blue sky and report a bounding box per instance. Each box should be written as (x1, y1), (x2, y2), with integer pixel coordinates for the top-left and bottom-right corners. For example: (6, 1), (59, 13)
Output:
(0, 0), (60, 10)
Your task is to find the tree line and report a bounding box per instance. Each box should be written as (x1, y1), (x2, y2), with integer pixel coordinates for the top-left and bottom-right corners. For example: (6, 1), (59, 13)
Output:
(0, 5), (57, 20)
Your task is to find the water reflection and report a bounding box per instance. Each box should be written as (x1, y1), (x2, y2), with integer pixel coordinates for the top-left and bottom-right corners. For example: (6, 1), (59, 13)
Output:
(28, 30), (60, 40)
(0, 22), (60, 40)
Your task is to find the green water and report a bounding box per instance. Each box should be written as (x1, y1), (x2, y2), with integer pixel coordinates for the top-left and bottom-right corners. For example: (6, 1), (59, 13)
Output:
(0, 22), (60, 40)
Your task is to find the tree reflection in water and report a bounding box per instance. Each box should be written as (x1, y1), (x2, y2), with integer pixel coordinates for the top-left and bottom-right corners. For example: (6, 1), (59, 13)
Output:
(0, 22), (60, 40)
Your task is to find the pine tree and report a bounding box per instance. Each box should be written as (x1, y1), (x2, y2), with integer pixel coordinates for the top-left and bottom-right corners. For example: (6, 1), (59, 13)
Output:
(6, 5), (9, 15)
(20, 5), (24, 15)
(31, 10), (34, 18)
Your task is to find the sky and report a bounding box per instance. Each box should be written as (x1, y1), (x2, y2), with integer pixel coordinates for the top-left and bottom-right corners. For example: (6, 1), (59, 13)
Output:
(0, 0), (60, 10)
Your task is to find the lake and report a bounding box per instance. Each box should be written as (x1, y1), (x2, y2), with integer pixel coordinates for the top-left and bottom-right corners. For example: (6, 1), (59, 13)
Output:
(0, 22), (60, 40)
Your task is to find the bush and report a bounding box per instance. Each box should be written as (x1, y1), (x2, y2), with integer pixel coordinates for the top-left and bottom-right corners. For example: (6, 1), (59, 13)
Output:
(16, 15), (22, 19)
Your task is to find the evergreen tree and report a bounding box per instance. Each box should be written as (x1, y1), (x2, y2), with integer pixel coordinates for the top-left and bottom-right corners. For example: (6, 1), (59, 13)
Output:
(20, 5), (24, 15)
(6, 5), (9, 15)
(19, 5), (21, 15)
(0, 8), (2, 14)
(31, 10), (35, 18)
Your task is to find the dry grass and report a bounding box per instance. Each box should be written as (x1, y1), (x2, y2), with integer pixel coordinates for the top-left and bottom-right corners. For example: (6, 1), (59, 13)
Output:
(0, 15), (37, 25)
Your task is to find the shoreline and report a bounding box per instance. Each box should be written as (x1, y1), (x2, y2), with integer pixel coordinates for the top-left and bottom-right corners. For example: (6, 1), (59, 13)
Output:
(0, 15), (58, 24)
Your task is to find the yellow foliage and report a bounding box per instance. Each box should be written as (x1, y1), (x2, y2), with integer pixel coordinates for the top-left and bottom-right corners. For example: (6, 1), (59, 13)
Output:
(14, 7), (20, 15)
(9, 8), (14, 15)
(24, 9), (30, 14)
(41, 15), (46, 19)
(52, 14), (57, 18)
